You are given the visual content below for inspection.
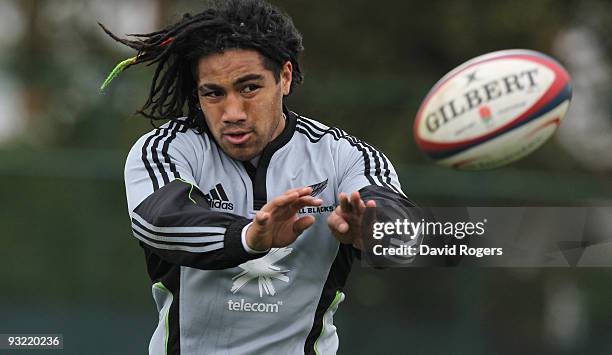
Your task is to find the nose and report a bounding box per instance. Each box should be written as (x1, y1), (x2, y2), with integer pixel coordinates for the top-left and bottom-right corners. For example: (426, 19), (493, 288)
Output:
(221, 92), (246, 124)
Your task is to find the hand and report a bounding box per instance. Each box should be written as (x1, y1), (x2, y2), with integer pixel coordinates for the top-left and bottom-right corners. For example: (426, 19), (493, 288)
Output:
(245, 187), (322, 252)
(327, 191), (376, 250)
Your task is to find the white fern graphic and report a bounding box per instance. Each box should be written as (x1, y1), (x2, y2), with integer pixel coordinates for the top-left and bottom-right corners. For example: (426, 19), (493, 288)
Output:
(231, 247), (292, 297)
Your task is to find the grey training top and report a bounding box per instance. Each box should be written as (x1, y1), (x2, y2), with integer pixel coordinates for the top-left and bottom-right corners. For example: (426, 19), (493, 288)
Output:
(124, 108), (411, 355)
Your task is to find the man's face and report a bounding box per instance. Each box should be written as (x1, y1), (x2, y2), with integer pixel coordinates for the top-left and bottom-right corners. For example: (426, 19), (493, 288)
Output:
(196, 49), (292, 161)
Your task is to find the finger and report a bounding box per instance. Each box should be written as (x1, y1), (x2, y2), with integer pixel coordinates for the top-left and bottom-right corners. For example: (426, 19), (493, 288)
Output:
(297, 186), (314, 197)
(272, 191), (300, 208)
(284, 186), (313, 197)
(254, 211), (269, 226)
(339, 192), (351, 213)
(293, 215), (315, 235)
(299, 195), (323, 205)
(350, 191), (363, 213)
(366, 200), (376, 208)
(357, 198), (366, 215)
(291, 196), (323, 211)
(332, 204), (352, 222)
(327, 210), (349, 234)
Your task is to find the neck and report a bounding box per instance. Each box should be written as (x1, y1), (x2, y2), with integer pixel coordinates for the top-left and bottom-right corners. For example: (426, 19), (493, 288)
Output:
(270, 112), (287, 141)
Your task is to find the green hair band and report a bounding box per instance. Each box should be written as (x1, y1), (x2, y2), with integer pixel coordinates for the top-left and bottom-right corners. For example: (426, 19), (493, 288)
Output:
(99, 56), (137, 93)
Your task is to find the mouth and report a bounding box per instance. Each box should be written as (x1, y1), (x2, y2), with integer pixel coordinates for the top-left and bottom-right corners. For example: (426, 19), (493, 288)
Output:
(222, 130), (254, 145)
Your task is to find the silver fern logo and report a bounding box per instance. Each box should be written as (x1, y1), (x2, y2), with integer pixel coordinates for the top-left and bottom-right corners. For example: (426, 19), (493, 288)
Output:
(231, 247), (292, 297)
(309, 179), (328, 198)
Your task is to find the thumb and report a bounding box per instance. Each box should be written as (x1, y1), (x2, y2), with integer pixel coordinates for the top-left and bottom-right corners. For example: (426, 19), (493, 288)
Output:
(254, 211), (269, 226)
(293, 215), (315, 236)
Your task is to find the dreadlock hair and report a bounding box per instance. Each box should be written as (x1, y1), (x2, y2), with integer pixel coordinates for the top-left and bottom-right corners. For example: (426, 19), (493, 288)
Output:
(100, 0), (304, 131)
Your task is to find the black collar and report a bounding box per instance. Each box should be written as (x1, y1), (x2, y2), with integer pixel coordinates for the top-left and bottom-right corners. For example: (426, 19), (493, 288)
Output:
(258, 105), (297, 167)
(246, 106), (296, 210)
(200, 105), (296, 210)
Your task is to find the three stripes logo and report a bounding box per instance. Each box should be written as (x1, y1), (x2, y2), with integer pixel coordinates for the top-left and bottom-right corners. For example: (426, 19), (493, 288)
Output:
(204, 183), (234, 211)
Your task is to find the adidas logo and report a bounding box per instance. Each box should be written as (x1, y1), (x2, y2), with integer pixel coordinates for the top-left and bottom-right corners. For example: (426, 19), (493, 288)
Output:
(204, 183), (234, 211)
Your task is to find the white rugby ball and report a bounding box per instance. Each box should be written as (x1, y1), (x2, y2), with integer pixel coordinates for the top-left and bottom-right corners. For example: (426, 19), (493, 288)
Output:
(413, 49), (572, 170)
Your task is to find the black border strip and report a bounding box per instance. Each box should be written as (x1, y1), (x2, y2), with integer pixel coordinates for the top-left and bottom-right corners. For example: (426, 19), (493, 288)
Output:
(303, 244), (355, 354)
(250, 107), (297, 210)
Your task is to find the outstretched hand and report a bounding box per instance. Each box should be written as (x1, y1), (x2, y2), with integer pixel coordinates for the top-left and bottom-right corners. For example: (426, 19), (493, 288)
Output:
(327, 191), (376, 250)
(245, 187), (322, 252)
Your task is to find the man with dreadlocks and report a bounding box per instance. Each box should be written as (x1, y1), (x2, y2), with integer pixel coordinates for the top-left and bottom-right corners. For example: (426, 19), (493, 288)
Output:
(102, 0), (415, 354)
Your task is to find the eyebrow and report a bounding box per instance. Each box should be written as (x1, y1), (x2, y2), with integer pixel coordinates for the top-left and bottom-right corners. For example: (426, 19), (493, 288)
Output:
(234, 74), (264, 86)
(198, 74), (265, 93)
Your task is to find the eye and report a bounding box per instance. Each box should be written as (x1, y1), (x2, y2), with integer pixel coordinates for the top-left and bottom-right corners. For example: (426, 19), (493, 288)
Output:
(241, 84), (261, 94)
(202, 90), (223, 98)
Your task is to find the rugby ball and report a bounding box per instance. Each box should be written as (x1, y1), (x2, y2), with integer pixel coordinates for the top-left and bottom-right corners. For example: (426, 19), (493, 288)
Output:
(413, 49), (572, 170)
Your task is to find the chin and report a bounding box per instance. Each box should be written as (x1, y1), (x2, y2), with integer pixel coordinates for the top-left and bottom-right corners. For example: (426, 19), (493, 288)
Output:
(225, 147), (258, 162)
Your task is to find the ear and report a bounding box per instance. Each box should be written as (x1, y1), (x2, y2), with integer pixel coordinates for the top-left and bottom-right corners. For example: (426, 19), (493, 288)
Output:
(280, 61), (293, 96)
